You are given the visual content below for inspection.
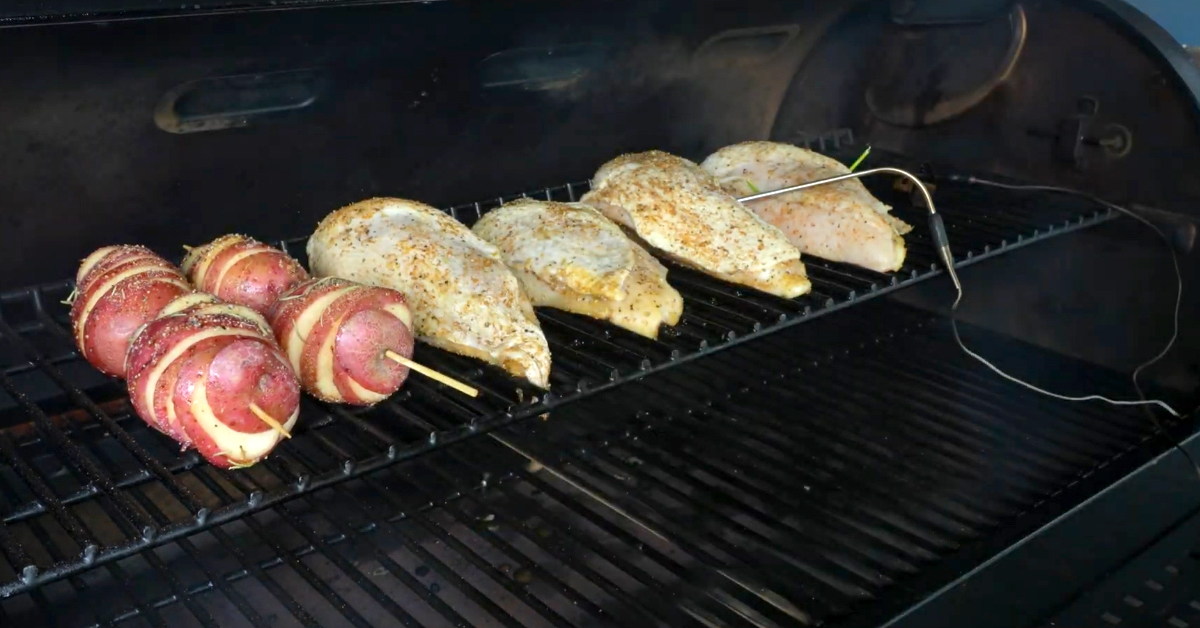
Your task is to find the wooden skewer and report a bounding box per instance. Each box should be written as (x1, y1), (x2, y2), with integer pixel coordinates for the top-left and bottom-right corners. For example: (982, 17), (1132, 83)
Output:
(385, 350), (479, 398)
(249, 402), (292, 439)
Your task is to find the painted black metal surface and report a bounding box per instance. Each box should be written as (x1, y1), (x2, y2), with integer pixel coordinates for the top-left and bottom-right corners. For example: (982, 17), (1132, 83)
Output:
(0, 299), (1190, 626)
(880, 427), (1200, 628)
(773, 0), (1200, 214)
(2, 0), (1198, 291)
(1042, 502), (1200, 628)
(0, 0), (829, 289)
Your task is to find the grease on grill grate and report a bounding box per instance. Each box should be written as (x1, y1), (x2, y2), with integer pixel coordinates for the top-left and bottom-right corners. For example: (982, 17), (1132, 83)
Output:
(0, 158), (1118, 599)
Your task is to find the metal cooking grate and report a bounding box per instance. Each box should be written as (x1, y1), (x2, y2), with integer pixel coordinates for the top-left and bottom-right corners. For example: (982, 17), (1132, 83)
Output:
(0, 156), (1118, 598)
(0, 301), (1176, 627)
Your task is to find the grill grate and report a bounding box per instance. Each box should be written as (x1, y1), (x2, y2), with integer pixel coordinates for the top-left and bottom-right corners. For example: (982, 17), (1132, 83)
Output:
(0, 155), (1119, 598)
(0, 301), (1179, 627)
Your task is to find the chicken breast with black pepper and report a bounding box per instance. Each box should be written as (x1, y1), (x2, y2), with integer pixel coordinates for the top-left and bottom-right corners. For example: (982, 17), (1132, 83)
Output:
(580, 150), (810, 298)
(473, 199), (682, 339)
(307, 198), (551, 388)
(702, 141), (911, 273)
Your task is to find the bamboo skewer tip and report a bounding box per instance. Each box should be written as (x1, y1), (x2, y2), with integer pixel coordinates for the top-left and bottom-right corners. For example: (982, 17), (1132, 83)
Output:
(385, 350), (479, 398)
(249, 402), (292, 439)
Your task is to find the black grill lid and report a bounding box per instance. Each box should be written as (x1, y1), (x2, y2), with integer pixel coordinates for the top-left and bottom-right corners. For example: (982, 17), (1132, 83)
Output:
(0, 0), (1198, 288)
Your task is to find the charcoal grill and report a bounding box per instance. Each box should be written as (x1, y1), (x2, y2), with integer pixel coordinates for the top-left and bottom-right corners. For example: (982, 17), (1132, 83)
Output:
(1, 1), (1199, 626)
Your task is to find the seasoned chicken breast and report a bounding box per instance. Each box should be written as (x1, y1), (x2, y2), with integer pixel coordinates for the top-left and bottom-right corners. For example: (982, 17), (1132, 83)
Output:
(580, 151), (810, 298)
(307, 198), (551, 388)
(472, 199), (682, 339)
(701, 141), (912, 273)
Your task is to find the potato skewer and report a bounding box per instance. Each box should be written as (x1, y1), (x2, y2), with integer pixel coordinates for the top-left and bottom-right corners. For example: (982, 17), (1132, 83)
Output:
(268, 277), (477, 405)
(383, 350), (478, 397)
(249, 402), (292, 438)
(126, 293), (300, 468)
(70, 245), (190, 377)
(182, 234), (309, 315)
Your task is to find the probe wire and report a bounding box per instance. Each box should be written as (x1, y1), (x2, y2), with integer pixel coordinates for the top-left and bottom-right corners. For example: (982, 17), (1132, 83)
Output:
(740, 169), (1186, 419)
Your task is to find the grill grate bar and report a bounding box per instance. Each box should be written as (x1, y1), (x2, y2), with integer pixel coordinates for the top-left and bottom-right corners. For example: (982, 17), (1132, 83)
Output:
(537, 449), (857, 622)
(60, 424), (225, 628)
(378, 442), (663, 626)
(103, 561), (170, 628)
(670, 347), (1046, 517)
(130, 505), (267, 627)
(0, 509), (38, 584)
(586, 398), (973, 556)
(449, 440), (795, 627)
(515, 480), (780, 627)
(860, 351), (1143, 474)
(840, 360), (1097, 474)
(538, 313), (654, 368)
(775, 345), (1080, 477)
(421, 452), (682, 627)
(0, 430), (98, 570)
(579, 434), (890, 597)
(731, 393), (1028, 523)
(354, 473), (587, 628)
(893, 354), (1144, 457)
(94, 466), (381, 627)
(116, 455), (323, 627)
(256, 500), (440, 627)
(658, 375), (997, 527)
(275, 473), (545, 628)
(0, 366), (157, 541)
(138, 550), (220, 628)
(617, 418), (937, 571)
(436, 484), (655, 626)
(200, 465), (379, 628)
(506, 478), (753, 627)
(707, 398), (1001, 537)
(617, 433), (910, 588)
(668, 268), (804, 318)
(778, 368), (1073, 499)
(250, 434), (547, 628)
(897, 332), (1153, 444)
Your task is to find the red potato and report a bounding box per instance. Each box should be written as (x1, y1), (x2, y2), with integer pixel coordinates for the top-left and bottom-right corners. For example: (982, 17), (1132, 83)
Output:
(173, 337), (299, 467)
(77, 245), (147, 285)
(126, 294), (300, 469)
(126, 297), (270, 441)
(182, 234), (309, 315)
(70, 245), (190, 377)
(267, 277), (414, 405)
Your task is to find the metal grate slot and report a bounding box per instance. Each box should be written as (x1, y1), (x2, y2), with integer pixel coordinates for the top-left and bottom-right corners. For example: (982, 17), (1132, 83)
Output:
(0, 157), (1124, 598)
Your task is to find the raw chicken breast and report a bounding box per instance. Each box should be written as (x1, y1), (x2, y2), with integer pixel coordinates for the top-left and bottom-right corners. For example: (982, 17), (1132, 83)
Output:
(473, 199), (682, 339)
(580, 150), (810, 298)
(701, 141), (911, 273)
(307, 198), (551, 388)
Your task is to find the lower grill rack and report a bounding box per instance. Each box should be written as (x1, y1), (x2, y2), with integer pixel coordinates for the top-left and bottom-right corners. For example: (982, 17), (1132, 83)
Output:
(0, 300), (1182, 627)
(0, 161), (1124, 599)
